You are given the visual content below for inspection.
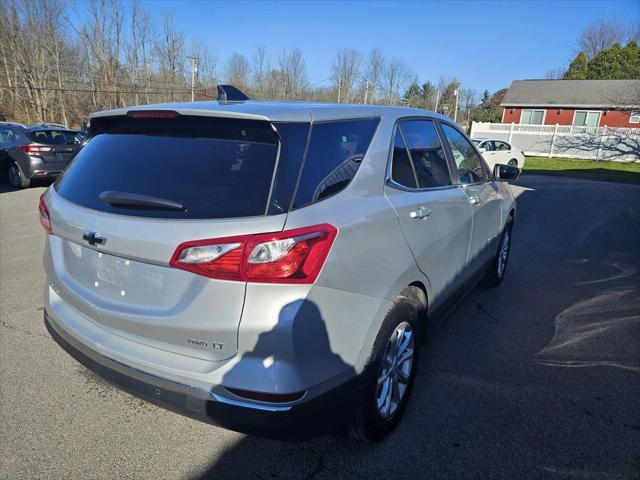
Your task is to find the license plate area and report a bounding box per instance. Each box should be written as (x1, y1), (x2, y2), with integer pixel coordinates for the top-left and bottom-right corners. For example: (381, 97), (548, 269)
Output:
(62, 240), (175, 308)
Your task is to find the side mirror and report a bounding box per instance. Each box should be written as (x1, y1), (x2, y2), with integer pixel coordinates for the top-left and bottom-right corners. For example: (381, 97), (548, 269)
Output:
(494, 163), (520, 182)
(478, 147), (486, 153)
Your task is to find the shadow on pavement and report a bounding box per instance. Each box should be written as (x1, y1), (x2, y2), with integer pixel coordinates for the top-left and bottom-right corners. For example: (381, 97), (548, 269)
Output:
(192, 178), (640, 479)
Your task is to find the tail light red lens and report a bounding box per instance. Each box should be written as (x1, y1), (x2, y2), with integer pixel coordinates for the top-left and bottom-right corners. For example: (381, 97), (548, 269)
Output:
(169, 224), (338, 284)
(21, 144), (53, 154)
(38, 194), (52, 234)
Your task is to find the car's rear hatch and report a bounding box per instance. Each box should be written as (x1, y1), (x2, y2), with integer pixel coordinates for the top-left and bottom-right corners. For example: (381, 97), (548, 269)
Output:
(44, 113), (287, 362)
(29, 129), (83, 164)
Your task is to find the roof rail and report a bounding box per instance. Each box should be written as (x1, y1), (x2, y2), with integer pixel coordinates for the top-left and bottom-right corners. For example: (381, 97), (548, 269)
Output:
(216, 85), (250, 102)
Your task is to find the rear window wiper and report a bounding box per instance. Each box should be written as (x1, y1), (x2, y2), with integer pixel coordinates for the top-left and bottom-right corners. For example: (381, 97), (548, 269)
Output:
(99, 191), (185, 211)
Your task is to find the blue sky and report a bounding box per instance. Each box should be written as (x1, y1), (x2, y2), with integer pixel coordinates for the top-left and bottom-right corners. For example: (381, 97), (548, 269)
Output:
(140, 0), (638, 93)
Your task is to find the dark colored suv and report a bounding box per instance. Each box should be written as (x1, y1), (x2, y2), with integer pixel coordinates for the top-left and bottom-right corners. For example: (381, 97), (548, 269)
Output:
(0, 122), (84, 188)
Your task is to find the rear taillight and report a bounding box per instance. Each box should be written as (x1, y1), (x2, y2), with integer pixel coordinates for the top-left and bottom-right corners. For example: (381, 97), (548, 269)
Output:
(20, 144), (53, 154)
(39, 193), (52, 234)
(170, 224), (338, 284)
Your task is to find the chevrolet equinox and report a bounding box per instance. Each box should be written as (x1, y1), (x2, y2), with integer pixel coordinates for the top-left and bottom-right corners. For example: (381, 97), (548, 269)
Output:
(42, 97), (519, 442)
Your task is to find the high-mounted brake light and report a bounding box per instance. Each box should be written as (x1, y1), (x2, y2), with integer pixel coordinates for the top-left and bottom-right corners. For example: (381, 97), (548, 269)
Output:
(38, 193), (52, 234)
(21, 144), (53, 154)
(127, 110), (178, 119)
(169, 224), (338, 284)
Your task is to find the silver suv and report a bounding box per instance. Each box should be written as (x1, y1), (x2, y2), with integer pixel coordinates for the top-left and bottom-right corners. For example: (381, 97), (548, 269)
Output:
(42, 100), (519, 442)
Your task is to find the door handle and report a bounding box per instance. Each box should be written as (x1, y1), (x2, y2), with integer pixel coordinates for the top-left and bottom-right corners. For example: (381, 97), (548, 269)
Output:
(409, 206), (432, 219)
(469, 195), (481, 205)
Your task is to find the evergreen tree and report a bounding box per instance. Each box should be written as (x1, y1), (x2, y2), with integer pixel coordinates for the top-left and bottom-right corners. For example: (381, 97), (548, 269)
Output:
(421, 81), (436, 110)
(563, 41), (640, 79)
(403, 81), (422, 107)
(563, 52), (589, 79)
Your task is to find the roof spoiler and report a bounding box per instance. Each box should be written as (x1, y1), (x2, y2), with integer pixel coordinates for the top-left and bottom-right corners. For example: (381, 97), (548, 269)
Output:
(216, 85), (250, 102)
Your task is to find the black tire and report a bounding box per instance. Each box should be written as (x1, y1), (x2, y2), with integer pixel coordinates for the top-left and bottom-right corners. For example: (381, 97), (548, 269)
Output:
(351, 287), (423, 442)
(507, 159), (518, 167)
(8, 163), (30, 189)
(484, 218), (513, 287)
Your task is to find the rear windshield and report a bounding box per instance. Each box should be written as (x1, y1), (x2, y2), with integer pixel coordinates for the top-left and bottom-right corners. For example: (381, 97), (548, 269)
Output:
(55, 116), (279, 219)
(30, 130), (82, 145)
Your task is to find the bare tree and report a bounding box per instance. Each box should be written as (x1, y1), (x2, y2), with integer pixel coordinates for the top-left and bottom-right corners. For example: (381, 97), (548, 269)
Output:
(252, 46), (271, 99)
(155, 13), (186, 102)
(363, 48), (384, 104)
(224, 53), (251, 93)
(126, 0), (156, 105)
(278, 48), (307, 100)
(331, 49), (362, 103)
(189, 39), (217, 100)
(578, 19), (627, 59)
(545, 67), (565, 79)
(381, 57), (411, 106)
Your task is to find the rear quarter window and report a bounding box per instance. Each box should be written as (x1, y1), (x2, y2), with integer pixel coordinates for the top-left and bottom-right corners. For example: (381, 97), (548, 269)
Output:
(293, 118), (379, 208)
(30, 130), (82, 145)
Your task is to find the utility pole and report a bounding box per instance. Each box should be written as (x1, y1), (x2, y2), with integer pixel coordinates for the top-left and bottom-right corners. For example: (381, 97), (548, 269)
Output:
(453, 88), (459, 122)
(434, 89), (440, 113)
(187, 55), (199, 102)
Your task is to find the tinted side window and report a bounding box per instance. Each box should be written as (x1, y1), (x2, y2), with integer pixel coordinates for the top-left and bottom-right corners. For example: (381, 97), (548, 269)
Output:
(293, 118), (379, 207)
(267, 122), (310, 214)
(441, 124), (488, 184)
(30, 130), (82, 145)
(494, 141), (510, 151)
(399, 120), (451, 188)
(391, 130), (417, 188)
(0, 128), (18, 145)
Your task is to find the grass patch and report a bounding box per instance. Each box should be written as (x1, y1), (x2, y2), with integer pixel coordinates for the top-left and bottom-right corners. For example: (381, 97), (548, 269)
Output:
(524, 156), (640, 184)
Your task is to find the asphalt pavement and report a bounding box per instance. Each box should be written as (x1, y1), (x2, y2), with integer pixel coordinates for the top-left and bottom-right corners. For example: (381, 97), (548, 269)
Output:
(1, 175), (639, 480)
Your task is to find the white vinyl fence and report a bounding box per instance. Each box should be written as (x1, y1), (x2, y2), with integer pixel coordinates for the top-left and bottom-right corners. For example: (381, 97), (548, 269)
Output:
(469, 122), (640, 162)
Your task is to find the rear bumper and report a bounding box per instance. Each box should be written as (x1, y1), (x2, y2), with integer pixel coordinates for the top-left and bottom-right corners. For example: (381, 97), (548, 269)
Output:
(25, 157), (66, 178)
(44, 310), (354, 441)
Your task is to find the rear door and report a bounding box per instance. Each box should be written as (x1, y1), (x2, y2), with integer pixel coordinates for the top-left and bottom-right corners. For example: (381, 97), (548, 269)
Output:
(384, 119), (472, 309)
(479, 140), (499, 169)
(492, 140), (512, 165)
(0, 126), (19, 172)
(45, 114), (292, 362)
(29, 130), (82, 165)
(440, 123), (502, 275)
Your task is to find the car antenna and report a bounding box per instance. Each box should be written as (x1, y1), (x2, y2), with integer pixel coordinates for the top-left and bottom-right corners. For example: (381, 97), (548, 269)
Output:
(216, 85), (250, 102)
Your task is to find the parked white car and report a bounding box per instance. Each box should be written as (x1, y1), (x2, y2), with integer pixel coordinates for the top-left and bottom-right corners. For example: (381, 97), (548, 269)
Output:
(472, 139), (525, 170)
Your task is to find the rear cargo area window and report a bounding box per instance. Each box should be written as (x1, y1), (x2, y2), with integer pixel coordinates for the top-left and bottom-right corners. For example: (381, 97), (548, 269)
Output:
(55, 116), (279, 219)
(30, 130), (82, 145)
(293, 118), (379, 208)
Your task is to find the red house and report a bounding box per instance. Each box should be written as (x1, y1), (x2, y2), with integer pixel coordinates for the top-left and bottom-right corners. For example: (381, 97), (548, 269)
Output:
(501, 79), (640, 128)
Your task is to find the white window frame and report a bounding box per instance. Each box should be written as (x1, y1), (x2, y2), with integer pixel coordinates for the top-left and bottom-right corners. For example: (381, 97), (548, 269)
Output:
(520, 109), (546, 125)
(630, 112), (640, 124)
(572, 110), (601, 127)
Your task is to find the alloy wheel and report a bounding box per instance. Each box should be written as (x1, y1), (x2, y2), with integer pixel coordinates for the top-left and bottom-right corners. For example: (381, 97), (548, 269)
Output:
(8, 165), (20, 188)
(376, 321), (414, 419)
(498, 228), (510, 277)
